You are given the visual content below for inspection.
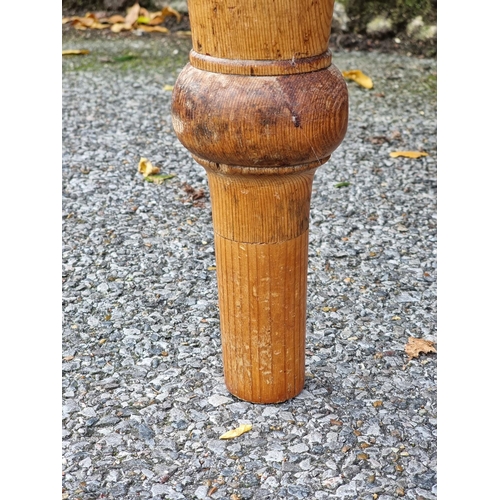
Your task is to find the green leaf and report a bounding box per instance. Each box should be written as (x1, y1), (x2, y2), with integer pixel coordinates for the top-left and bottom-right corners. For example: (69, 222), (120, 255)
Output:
(335, 182), (350, 188)
(113, 54), (139, 62)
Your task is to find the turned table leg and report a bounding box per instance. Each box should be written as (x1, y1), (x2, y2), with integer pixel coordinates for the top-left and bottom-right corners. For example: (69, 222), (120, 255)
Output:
(172, 0), (348, 403)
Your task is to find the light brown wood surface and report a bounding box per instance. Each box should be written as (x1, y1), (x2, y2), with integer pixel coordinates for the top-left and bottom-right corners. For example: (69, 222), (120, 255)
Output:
(171, 0), (348, 403)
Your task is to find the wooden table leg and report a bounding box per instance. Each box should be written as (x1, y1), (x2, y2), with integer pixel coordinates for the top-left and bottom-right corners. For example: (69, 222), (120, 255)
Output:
(172, 0), (348, 403)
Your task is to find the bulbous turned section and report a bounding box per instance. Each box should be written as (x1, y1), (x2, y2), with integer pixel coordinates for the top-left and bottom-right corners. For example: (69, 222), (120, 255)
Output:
(171, 65), (348, 169)
(170, 0), (348, 403)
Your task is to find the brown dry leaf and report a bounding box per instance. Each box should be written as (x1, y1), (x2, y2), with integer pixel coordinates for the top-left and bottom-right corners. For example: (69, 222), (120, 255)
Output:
(62, 49), (90, 56)
(389, 151), (428, 159)
(125, 2), (141, 25)
(107, 14), (126, 24)
(342, 70), (373, 89)
(372, 400), (383, 408)
(176, 30), (192, 37)
(405, 336), (437, 360)
(357, 453), (369, 460)
(138, 157), (160, 176)
(138, 7), (150, 18)
(161, 5), (182, 22)
(71, 17), (94, 28)
(219, 424), (252, 440)
(139, 25), (169, 33)
(149, 12), (166, 25)
(111, 23), (127, 33)
(330, 419), (343, 426)
(90, 22), (109, 29)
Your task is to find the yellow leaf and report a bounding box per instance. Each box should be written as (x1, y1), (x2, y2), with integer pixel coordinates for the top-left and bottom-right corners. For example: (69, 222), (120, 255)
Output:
(391, 316), (401, 321)
(207, 266), (217, 271)
(139, 25), (169, 33)
(144, 174), (176, 184)
(164, 84), (175, 91)
(342, 70), (373, 89)
(405, 336), (436, 359)
(138, 157), (160, 176)
(62, 49), (90, 56)
(219, 424), (252, 440)
(137, 16), (151, 24)
(389, 151), (429, 159)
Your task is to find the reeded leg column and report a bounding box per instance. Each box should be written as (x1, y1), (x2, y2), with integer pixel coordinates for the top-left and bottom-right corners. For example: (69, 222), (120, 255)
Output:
(171, 0), (348, 403)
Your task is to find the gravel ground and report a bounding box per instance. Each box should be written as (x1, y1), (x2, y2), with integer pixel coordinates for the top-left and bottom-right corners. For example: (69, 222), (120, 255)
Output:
(62, 31), (437, 500)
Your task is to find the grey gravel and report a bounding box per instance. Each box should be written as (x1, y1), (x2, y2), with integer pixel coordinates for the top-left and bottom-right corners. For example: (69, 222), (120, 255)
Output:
(63, 31), (436, 500)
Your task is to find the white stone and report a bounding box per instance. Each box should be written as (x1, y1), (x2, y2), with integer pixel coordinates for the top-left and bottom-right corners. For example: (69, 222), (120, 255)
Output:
(264, 449), (284, 462)
(366, 15), (393, 35)
(289, 442), (309, 453)
(207, 394), (232, 407)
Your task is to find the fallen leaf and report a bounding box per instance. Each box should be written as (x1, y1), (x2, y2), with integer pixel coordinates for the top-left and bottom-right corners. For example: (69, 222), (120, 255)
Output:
(71, 17), (94, 28)
(110, 22), (131, 33)
(372, 400), (383, 408)
(335, 181), (350, 188)
(219, 424), (252, 440)
(389, 151), (428, 159)
(322, 306), (337, 312)
(207, 266), (217, 271)
(357, 453), (369, 460)
(138, 157), (160, 176)
(113, 54), (138, 62)
(90, 22), (108, 29)
(164, 84), (175, 91)
(106, 14), (125, 24)
(139, 25), (169, 33)
(330, 419), (343, 426)
(161, 5), (182, 22)
(124, 2), (141, 26)
(62, 49), (90, 56)
(405, 336), (436, 360)
(144, 174), (176, 184)
(391, 316), (401, 321)
(176, 30), (192, 37)
(360, 442), (371, 449)
(342, 70), (373, 89)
